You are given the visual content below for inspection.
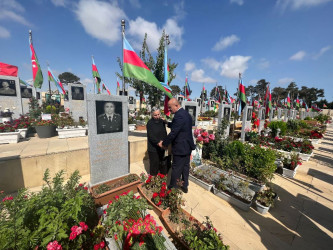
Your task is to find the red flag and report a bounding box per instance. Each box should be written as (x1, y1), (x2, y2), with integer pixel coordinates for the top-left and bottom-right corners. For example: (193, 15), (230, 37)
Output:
(0, 62), (18, 77)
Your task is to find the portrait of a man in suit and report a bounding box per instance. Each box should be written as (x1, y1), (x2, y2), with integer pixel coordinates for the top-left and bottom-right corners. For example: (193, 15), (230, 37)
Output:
(71, 86), (84, 100)
(96, 101), (122, 134)
(0, 80), (16, 96)
(21, 87), (32, 98)
(185, 105), (196, 126)
(247, 109), (253, 121)
(224, 107), (231, 121)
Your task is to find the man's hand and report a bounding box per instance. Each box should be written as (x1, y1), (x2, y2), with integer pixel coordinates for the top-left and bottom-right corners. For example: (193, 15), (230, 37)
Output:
(158, 141), (163, 148)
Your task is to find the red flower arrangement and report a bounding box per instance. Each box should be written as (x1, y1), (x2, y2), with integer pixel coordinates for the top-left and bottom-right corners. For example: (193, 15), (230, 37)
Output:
(194, 128), (215, 146)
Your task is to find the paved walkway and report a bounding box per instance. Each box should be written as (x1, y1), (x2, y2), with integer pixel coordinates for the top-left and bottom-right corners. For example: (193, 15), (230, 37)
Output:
(131, 126), (333, 249)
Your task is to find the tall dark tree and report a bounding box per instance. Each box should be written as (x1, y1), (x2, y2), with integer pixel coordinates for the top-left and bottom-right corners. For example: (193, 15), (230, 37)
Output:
(58, 72), (80, 85)
(170, 85), (181, 96)
(299, 86), (324, 106)
(272, 87), (287, 102)
(286, 82), (299, 101)
(255, 79), (269, 99)
(210, 86), (224, 99)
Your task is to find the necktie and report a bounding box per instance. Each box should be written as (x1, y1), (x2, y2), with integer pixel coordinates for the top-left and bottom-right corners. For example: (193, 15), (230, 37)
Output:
(108, 116), (111, 122)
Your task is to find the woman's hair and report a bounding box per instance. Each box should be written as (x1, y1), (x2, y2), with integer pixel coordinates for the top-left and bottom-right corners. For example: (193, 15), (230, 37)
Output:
(151, 107), (160, 116)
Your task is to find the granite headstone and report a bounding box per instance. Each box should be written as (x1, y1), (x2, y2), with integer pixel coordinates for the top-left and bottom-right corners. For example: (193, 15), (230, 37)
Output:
(0, 76), (23, 119)
(258, 107), (266, 133)
(241, 105), (253, 141)
(87, 94), (128, 185)
(182, 101), (199, 127)
(218, 102), (232, 137)
(68, 83), (87, 122)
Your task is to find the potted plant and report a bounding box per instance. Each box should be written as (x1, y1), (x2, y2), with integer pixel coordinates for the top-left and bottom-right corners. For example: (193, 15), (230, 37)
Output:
(189, 165), (215, 191)
(12, 116), (31, 139)
(33, 119), (56, 138)
(255, 186), (277, 214)
(56, 114), (88, 139)
(281, 153), (302, 178)
(0, 123), (20, 144)
(89, 173), (141, 206)
(298, 139), (314, 161)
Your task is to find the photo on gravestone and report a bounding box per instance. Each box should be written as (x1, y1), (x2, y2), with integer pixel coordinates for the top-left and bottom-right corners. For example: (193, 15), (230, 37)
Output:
(119, 90), (128, 96)
(261, 109), (265, 120)
(178, 96), (183, 105)
(71, 86), (84, 100)
(247, 109), (252, 121)
(128, 96), (134, 104)
(46, 94), (61, 104)
(185, 105), (196, 126)
(36, 92), (40, 99)
(0, 79), (16, 96)
(96, 101), (123, 134)
(197, 99), (201, 106)
(20, 87), (32, 98)
(224, 107), (231, 121)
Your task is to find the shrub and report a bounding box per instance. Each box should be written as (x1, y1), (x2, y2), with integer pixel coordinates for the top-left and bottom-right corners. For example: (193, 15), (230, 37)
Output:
(268, 121), (287, 137)
(286, 120), (301, 133)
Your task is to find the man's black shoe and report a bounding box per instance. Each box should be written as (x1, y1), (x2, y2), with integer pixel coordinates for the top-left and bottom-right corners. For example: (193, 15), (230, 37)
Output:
(181, 186), (188, 193)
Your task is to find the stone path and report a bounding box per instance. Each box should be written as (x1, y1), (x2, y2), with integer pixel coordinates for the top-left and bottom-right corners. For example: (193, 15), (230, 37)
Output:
(131, 125), (333, 249)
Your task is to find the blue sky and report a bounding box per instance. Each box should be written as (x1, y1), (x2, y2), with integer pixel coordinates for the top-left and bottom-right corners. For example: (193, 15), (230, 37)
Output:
(1, 0), (332, 101)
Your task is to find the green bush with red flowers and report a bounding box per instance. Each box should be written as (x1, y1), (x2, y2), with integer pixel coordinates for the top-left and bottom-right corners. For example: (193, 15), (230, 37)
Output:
(0, 169), (104, 249)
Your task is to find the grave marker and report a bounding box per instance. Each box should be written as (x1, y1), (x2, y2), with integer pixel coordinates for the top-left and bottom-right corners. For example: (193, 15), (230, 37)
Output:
(241, 105), (253, 141)
(68, 83), (87, 122)
(87, 94), (128, 185)
(0, 76), (23, 119)
(182, 101), (199, 127)
(218, 102), (232, 137)
(258, 107), (266, 133)
(283, 109), (289, 122)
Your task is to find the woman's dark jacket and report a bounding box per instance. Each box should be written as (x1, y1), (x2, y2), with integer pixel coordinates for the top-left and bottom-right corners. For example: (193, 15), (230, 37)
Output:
(147, 118), (167, 152)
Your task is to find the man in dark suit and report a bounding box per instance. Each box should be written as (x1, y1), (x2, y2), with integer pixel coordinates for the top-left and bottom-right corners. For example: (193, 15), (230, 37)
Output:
(97, 102), (122, 134)
(158, 98), (195, 193)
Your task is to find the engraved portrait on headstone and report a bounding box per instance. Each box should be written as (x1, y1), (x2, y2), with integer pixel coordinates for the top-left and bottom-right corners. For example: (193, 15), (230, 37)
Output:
(177, 96), (184, 105)
(128, 96), (134, 104)
(224, 107), (231, 121)
(20, 87), (32, 98)
(71, 86), (84, 100)
(247, 108), (252, 121)
(261, 108), (266, 120)
(185, 105), (196, 126)
(119, 90), (128, 96)
(0, 79), (16, 96)
(96, 101), (123, 134)
(36, 92), (40, 99)
(196, 98), (201, 107)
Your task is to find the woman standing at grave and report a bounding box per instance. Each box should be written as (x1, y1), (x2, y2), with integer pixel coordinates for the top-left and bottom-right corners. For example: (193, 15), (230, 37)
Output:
(147, 107), (168, 176)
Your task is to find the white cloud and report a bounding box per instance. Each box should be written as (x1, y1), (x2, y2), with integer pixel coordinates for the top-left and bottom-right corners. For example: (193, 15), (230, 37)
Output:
(230, 0), (244, 6)
(258, 58), (270, 69)
(201, 58), (221, 71)
(0, 0), (25, 12)
(278, 77), (294, 85)
(0, 26), (10, 38)
(75, 0), (126, 46)
(51, 0), (67, 7)
(81, 78), (93, 85)
(173, 0), (186, 20)
(184, 62), (196, 72)
(212, 34), (240, 51)
(276, 0), (332, 10)
(191, 69), (216, 83)
(220, 55), (251, 78)
(0, 0), (31, 26)
(289, 50), (306, 61)
(128, 17), (183, 51)
(313, 46), (331, 59)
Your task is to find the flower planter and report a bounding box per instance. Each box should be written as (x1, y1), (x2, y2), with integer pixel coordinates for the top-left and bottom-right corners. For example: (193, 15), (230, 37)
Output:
(35, 125), (56, 138)
(189, 174), (214, 191)
(298, 152), (313, 161)
(89, 174), (141, 206)
(56, 127), (87, 139)
(0, 131), (20, 144)
(161, 208), (205, 250)
(0, 117), (11, 123)
(17, 128), (28, 139)
(128, 124), (136, 131)
(136, 125), (146, 131)
(255, 200), (271, 214)
(212, 187), (253, 211)
(282, 165), (299, 178)
(137, 183), (166, 217)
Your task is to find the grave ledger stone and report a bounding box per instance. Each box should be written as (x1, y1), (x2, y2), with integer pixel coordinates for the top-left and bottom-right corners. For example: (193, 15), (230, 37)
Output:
(68, 83), (87, 122)
(87, 94), (128, 185)
(0, 76), (23, 119)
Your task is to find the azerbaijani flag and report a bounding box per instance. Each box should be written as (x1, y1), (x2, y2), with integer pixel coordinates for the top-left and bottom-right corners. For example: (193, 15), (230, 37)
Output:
(296, 94), (300, 108)
(29, 31), (43, 88)
(238, 77), (247, 115)
(323, 104), (327, 108)
(287, 92), (291, 108)
(92, 57), (101, 94)
(123, 37), (172, 98)
(19, 78), (33, 87)
(179, 92), (185, 98)
(47, 66), (66, 94)
(102, 81), (111, 95)
(116, 78), (120, 93)
(185, 75), (190, 99)
(0, 62), (18, 77)
(265, 85), (272, 115)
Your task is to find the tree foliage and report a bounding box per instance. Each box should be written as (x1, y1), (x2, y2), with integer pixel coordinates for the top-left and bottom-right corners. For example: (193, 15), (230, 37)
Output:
(170, 85), (181, 96)
(58, 72), (80, 85)
(210, 86), (224, 98)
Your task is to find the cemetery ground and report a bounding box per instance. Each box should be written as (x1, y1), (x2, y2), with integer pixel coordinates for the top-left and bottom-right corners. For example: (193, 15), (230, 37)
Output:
(1, 126), (332, 249)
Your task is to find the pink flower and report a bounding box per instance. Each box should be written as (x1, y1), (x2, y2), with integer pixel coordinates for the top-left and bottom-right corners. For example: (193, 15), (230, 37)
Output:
(47, 241), (63, 250)
(194, 129), (201, 137)
(79, 222), (88, 231)
(99, 241), (105, 248)
(203, 137), (210, 144)
(208, 134), (215, 141)
(197, 136), (203, 142)
(69, 231), (77, 240)
(2, 196), (13, 202)
(201, 131), (208, 137)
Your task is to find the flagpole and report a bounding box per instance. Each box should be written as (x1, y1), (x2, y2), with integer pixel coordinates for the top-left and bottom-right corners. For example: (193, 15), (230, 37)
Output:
(46, 62), (53, 111)
(121, 20), (125, 96)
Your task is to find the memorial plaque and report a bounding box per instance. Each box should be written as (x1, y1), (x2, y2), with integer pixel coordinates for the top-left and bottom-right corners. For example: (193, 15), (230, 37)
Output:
(182, 101), (198, 127)
(87, 94), (128, 185)
(269, 107), (275, 122)
(177, 95), (184, 105)
(68, 83), (87, 122)
(128, 96), (135, 111)
(258, 107), (266, 133)
(218, 103), (232, 137)
(277, 108), (282, 120)
(209, 99), (215, 111)
(0, 76), (22, 119)
(241, 105), (253, 141)
(20, 87), (36, 115)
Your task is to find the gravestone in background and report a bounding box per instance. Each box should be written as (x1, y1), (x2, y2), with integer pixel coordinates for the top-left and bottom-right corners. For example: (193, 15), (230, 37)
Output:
(68, 83), (87, 122)
(87, 94), (128, 185)
(20, 86), (36, 115)
(300, 110), (305, 120)
(128, 96), (135, 111)
(283, 109), (289, 122)
(218, 102), (232, 137)
(258, 107), (266, 133)
(269, 107), (275, 122)
(0, 76), (23, 119)
(176, 95), (184, 106)
(209, 99), (215, 111)
(201, 101), (207, 113)
(182, 101), (199, 127)
(277, 108), (282, 120)
(241, 105), (253, 141)
(196, 98), (201, 109)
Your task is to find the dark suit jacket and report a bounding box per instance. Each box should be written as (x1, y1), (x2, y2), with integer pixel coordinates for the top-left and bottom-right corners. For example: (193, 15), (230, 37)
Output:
(162, 108), (195, 155)
(97, 113), (122, 134)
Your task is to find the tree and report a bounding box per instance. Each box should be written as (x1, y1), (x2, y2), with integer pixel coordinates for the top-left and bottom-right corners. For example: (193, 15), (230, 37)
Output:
(286, 82), (299, 101)
(299, 86), (324, 106)
(58, 72), (80, 85)
(170, 85), (181, 96)
(210, 86), (224, 99)
(255, 79), (269, 99)
(272, 87), (287, 102)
